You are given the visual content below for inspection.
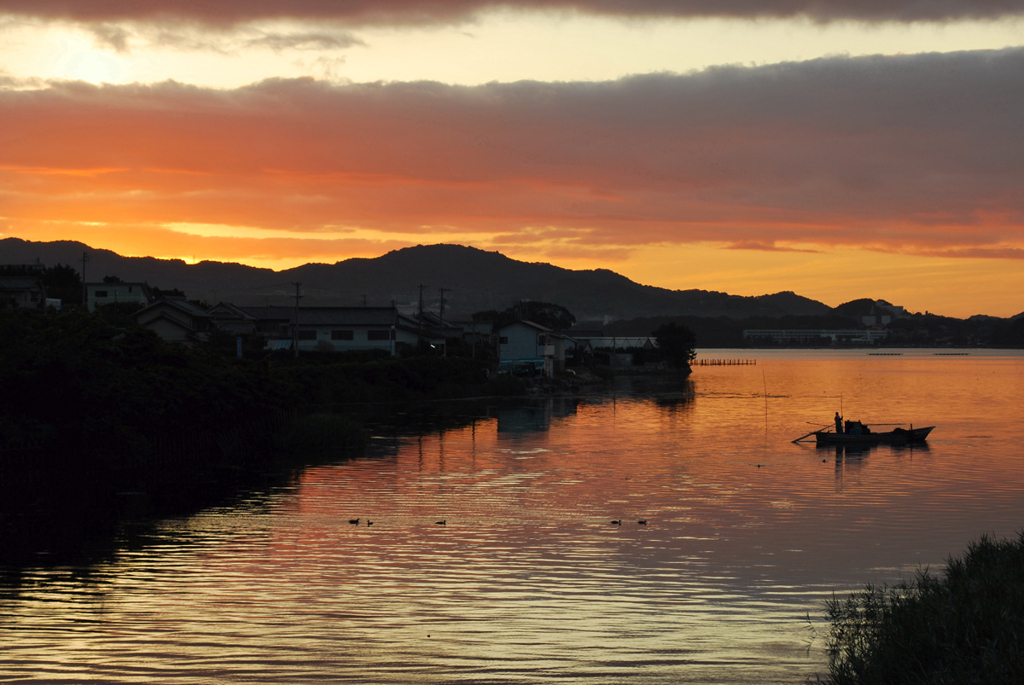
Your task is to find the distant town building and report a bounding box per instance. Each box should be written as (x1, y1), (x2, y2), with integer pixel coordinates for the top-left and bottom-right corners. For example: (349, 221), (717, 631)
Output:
(742, 329), (889, 345)
(569, 334), (656, 350)
(86, 282), (152, 311)
(861, 303), (894, 327)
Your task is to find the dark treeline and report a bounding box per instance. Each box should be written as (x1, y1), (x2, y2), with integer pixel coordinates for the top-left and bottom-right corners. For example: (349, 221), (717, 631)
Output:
(604, 313), (1024, 348)
(472, 301), (577, 331)
(0, 308), (520, 564)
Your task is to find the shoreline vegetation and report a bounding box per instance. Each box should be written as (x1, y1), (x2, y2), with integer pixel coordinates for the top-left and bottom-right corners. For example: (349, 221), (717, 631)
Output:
(823, 533), (1024, 684)
(0, 307), (691, 566)
(0, 312), (493, 565)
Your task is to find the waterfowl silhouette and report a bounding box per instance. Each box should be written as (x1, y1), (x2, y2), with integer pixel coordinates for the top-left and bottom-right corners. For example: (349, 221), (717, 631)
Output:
(611, 520), (622, 525)
(366, 520), (373, 526)
(349, 518), (360, 524)
(436, 520), (446, 526)
(638, 520), (647, 525)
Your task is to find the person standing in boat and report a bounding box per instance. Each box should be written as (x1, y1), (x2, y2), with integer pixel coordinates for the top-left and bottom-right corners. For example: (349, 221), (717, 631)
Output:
(835, 412), (843, 434)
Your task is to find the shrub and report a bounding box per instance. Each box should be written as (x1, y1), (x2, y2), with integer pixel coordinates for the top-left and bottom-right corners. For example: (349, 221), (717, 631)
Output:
(824, 533), (1024, 684)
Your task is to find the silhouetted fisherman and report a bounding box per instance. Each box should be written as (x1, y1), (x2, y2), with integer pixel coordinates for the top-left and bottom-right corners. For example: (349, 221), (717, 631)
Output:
(835, 412), (843, 434)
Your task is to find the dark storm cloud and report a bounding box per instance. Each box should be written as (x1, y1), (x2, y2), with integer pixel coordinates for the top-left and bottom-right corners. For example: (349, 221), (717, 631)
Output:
(1, 0), (1022, 25)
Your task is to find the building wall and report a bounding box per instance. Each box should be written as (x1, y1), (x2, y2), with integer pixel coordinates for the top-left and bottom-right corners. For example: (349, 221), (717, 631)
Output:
(552, 337), (567, 373)
(499, 322), (554, 375)
(87, 283), (149, 312)
(143, 316), (196, 345)
(138, 306), (193, 331)
(2, 289), (37, 308)
(294, 325), (418, 354)
(499, 322), (545, 362)
(0, 278), (44, 308)
(135, 302), (211, 347)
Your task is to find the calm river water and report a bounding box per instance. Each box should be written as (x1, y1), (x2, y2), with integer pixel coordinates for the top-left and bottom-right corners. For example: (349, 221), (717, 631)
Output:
(3, 349), (1023, 683)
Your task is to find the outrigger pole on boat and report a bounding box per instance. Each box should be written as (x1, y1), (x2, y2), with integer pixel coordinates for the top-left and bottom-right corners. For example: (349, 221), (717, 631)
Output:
(792, 424), (831, 443)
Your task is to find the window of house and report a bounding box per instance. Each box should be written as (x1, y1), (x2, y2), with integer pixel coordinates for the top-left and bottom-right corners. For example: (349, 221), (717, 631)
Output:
(499, 336), (508, 344)
(128, 286), (133, 293)
(331, 330), (354, 340)
(367, 329), (391, 341)
(298, 330), (317, 340)
(95, 290), (108, 298)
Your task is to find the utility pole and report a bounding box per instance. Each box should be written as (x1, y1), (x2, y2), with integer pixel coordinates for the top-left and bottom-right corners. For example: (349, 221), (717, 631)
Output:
(417, 284), (428, 319)
(438, 287), (452, 357)
(438, 287), (451, 326)
(80, 251), (89, 308)
(417, 283), (429, 342)
(292, 282), (302, 357)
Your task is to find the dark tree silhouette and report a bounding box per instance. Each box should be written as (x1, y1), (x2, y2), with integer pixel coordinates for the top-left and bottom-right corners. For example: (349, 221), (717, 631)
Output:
(653, 322), (696, 369)
(473, 301), (576, 330)
(40, 264), (83, 304)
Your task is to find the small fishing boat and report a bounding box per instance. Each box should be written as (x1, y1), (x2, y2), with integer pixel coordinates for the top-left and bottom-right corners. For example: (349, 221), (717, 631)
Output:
(813, 424), (934, 445)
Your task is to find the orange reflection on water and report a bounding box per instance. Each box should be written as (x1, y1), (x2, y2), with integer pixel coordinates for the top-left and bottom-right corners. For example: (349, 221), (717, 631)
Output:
(2, 350), (1023, 684)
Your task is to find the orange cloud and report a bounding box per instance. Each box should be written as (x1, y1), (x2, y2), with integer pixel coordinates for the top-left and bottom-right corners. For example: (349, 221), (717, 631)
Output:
(2, 49), (1023, 266)
(0, 164), (129, 177)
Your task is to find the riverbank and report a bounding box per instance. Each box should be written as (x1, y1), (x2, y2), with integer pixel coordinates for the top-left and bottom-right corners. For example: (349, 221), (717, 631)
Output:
(824, 533), (1024, 684)
(0, 309), (524, 564)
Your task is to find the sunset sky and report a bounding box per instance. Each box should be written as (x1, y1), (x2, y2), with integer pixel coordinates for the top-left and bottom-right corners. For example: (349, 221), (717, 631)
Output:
(2, 1), (1024, 317)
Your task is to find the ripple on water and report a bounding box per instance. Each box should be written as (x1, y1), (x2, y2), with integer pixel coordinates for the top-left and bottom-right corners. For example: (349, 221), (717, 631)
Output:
(3, 352), (1023, 683)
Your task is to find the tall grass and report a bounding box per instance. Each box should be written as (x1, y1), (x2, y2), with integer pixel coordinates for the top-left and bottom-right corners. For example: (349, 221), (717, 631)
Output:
(824, 533), (1024, 684)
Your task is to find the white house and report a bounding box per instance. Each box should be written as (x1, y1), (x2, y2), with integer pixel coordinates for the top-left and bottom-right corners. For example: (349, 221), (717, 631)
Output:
(242, 306), (422, 355)
(497, 320), (557, 376)
(86, 282), (151, 311)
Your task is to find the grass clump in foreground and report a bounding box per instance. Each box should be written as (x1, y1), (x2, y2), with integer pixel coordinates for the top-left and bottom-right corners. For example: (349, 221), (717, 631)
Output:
(824, 533), (1024, 684)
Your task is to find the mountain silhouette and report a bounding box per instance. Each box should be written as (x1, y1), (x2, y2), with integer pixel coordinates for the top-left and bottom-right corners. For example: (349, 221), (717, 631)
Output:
(1, 238), (835, 321)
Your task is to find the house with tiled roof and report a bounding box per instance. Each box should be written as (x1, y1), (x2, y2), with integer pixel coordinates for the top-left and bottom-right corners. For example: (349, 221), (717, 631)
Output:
(134, 297), (213, 347)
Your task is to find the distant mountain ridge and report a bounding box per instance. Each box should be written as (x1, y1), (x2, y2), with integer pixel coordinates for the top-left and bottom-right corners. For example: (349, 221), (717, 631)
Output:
(0, 237), (900, 322)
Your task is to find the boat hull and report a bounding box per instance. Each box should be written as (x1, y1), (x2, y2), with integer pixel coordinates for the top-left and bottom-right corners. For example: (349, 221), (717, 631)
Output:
(814, 426), (934, 445)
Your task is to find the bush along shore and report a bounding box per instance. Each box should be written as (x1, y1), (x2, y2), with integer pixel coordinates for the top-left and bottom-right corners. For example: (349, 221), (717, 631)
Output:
(823, 533), (1024, 684)
(0, 309), (524, 564)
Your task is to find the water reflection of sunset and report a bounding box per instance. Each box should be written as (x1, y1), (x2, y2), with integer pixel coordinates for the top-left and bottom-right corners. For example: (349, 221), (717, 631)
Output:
(286, 353), (1022, 582)
(3, 352), (1023, 683)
